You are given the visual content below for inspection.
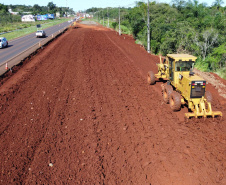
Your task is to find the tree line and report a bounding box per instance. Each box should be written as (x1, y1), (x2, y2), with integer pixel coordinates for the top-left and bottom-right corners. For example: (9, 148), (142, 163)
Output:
(89, 0), (226, 78)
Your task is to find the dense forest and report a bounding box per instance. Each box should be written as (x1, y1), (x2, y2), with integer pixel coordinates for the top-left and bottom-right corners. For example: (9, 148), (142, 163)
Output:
(89, 0), (226, 78)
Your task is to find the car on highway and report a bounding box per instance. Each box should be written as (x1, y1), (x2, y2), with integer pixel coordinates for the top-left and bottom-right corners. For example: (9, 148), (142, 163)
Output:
(36, 30), (46, 38)
(0, 37), (8, 48)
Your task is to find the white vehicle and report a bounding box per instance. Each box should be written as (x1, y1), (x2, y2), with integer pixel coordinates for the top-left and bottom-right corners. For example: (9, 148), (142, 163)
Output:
(36, 30), (46, 38)
(0, 37), (8, 48)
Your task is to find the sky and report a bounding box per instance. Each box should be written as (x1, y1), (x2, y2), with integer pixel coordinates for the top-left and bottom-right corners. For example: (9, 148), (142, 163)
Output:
(0, 0), (220, 12)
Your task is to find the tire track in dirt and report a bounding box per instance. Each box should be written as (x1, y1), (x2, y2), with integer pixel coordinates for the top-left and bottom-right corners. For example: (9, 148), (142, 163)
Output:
(24, 28), (104, 184)
(102, 27), (226, 185)
(74, 29), (204, 184)
(0, 29), (87, 184)
(76, 27), (226, 184)
(24, 28), (107, 184)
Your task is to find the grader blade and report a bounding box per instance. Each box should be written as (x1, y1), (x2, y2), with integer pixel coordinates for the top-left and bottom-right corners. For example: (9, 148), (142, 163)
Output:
(185, 111), (223, 119)
(184, 100), (223, 120)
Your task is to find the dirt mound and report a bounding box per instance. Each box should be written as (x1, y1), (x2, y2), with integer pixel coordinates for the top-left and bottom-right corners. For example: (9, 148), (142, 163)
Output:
(0, 24), (225, 185)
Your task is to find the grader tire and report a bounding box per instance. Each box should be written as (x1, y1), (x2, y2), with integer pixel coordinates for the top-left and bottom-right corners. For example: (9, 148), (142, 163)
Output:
(205, 91), (213, 103)
(147, 71), (155, 85)
(163, 84), (173, 104)
(170, 92), (181, 111)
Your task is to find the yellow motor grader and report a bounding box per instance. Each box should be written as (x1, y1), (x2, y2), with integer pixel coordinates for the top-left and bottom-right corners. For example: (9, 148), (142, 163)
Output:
(147, 54), (222, 120)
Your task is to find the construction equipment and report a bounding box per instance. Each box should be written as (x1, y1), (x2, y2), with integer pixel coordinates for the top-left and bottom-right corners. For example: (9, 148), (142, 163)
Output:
(147, 54), (223, 120)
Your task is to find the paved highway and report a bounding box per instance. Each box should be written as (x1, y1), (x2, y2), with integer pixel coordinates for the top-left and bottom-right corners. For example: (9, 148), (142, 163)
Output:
(0, 21), (71, 65)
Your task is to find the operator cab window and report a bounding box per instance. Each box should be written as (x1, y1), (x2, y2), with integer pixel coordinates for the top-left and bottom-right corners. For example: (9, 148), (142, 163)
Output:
(175, 61), (194, 71)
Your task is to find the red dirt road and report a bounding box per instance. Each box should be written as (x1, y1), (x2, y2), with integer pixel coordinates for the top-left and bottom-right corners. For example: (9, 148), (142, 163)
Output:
(0, 23), (226, 185)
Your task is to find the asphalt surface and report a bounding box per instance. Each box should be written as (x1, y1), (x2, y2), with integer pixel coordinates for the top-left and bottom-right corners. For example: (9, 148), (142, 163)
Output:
(0, 21), (71, 65)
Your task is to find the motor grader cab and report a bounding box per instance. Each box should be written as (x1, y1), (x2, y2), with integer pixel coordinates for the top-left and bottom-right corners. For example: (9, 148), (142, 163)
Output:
(147, 54), (222, 120)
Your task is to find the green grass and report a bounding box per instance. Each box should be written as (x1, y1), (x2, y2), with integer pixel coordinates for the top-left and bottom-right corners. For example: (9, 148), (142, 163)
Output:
(93, 18), (133, 36)
(216, 67), (226, 80)
(0, 18), (70, 41)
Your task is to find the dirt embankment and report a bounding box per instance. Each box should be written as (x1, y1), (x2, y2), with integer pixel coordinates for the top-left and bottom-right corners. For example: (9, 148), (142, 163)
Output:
(0, 23), (225, 185)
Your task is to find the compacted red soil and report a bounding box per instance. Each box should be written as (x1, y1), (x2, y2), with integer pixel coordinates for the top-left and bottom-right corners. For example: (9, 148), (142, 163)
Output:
(0, 23), (225, 185)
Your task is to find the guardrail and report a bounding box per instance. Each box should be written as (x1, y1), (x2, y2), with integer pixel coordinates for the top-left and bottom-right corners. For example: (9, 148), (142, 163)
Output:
(0, 26), (69, 77)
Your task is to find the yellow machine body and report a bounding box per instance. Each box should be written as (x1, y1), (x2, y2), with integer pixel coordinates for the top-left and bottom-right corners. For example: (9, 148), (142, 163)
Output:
(154, 54), (222, 119)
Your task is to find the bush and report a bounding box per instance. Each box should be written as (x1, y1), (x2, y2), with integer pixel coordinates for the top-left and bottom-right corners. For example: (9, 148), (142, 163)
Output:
(216, 67), (226, 79)
(120, 25), (132, 35)
(112, 22), (118, 29)
(195, 57), (210, 72)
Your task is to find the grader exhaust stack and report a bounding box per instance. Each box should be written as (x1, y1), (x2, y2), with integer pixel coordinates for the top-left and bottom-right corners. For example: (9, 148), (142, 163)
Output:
(147, 54), (223, 120)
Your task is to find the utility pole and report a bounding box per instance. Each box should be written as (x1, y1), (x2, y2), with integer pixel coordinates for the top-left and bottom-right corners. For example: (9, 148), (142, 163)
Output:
(66, 0), (68, 17)
(98, 11), (99, 22)
(119, 7), (121, 35)
(107, 7), (109, 28)
(147, 0), (150, 53)
(102, 10), (104, 26)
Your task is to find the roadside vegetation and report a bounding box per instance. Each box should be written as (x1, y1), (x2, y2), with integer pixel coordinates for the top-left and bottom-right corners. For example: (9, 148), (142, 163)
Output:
(0, 18), (69, 33)
(0, 18), (70, 41)
(88, 0), (226, 79)
(0, 3), (74, 40)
